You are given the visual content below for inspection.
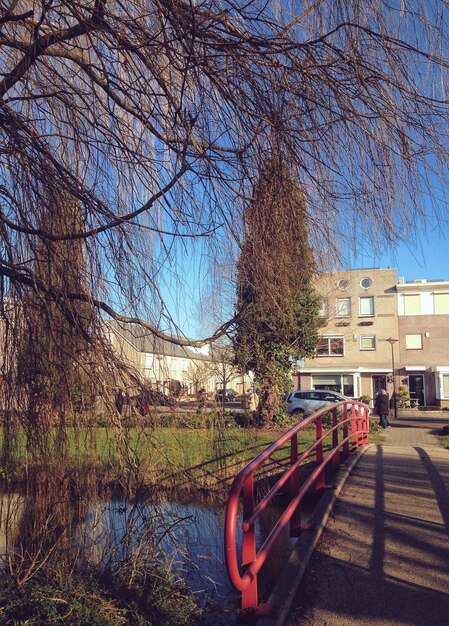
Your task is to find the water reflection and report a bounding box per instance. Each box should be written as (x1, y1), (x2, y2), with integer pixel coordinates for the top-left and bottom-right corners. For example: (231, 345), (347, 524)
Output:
(0, 489), (296, 620)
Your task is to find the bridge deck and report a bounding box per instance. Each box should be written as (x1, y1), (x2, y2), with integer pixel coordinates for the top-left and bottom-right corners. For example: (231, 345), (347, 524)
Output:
(261, 415), (449, 626)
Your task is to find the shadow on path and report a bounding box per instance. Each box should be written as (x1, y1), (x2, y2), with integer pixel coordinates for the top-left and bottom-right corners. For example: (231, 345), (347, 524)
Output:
(286, 441), (449, 626)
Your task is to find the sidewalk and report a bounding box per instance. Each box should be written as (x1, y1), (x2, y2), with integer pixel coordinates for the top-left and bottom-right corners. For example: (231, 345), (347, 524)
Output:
(263, 414), (449, 626)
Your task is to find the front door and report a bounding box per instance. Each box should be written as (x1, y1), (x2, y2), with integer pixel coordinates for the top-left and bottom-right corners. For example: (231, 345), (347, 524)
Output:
(372, 375), (387, 397)
(409, 375), (425, 406)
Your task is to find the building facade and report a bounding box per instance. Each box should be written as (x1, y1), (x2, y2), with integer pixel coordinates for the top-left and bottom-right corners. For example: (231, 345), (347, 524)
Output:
(294, 269), (449, 409)
(105, 321), (249, 396)
(396, 277), (449, 408)
(294, 269), (399, 404)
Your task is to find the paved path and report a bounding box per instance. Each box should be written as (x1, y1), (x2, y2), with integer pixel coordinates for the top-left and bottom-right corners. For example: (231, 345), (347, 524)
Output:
(284, 416), (449, 626)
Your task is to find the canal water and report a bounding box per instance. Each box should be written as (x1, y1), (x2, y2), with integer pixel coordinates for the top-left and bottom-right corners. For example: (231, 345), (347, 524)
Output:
(0, 490), (298, 623)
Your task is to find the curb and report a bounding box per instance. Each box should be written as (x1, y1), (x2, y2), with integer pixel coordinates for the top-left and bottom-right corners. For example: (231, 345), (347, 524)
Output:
(256, 444), (374, 626)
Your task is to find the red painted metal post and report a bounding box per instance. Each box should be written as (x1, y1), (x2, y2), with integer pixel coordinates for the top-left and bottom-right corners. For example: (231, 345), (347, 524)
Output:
(332, 407), (340, 469)
(290, 433), (302, 536)
(224, 400), (371, 613)
(342, 403), (349, 461)
(363, 407), (369, 444)
(351, 404), (357, 449)
(290, 433), (299, 496)
(241, 474), (258, 610)
(315, 415), (325, 490)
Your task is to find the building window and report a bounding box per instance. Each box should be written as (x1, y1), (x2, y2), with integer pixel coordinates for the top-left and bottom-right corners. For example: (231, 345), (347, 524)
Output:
(443, 375), (449, 398)
(342, 375), (354, 396)
(360, 277), (372, 289)
(403, 294), (421, 315)
(319, 299), (329, 317)
(359, 296), (374, 316)
(360, 335), (376, 350)
(145, 354), (155, 368)
(312, 374), (354, 396)
(434, 293), (449, 314)
(338, 279), (349, 290)
(316, 336), (344, 356)
(313, 375), (341, 392)
(336, 298), (351, 317)
(405, 334), (423, 349)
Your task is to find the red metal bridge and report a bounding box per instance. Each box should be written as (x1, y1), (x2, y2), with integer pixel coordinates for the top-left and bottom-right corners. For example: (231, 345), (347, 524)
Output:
(224, 400), (370, 615)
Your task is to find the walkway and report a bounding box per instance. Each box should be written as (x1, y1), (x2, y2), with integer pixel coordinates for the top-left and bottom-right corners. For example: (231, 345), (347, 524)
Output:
(280, 415), (449, 626)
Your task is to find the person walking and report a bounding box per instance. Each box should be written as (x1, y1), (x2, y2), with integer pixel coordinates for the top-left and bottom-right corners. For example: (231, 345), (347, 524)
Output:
(196, 387), (207, 414)
(375, 388), (390, 429)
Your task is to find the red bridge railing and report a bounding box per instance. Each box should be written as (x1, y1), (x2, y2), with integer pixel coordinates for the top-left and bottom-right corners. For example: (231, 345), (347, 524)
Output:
(224, 400), (370, 613)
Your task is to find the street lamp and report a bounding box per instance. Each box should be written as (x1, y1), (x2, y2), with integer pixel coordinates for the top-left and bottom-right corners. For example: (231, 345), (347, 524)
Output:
(387, 337), (399, 420)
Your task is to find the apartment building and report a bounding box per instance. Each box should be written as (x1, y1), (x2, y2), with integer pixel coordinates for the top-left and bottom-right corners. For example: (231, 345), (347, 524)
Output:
(294, 268), (399, 402)
(295, 269), (449, 408)
(397, 277), (449, 408)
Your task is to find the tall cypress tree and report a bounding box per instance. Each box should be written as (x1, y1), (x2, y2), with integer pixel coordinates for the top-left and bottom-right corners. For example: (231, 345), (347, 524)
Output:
(234, 153), (321, 425)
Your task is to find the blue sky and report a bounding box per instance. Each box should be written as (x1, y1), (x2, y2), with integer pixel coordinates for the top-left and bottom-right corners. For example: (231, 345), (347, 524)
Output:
(348, 226), (449, 282)
(158, 207), (449, 339)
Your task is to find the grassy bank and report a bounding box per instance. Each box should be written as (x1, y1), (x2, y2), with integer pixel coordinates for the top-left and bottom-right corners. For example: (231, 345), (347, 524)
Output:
(0, 418), (381, 497)
(0, 557), (202, 626)
(0, 424), (318, 496)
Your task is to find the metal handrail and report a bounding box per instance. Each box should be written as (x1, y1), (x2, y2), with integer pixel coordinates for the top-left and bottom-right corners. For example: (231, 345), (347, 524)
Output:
(224, 400), (370, 612)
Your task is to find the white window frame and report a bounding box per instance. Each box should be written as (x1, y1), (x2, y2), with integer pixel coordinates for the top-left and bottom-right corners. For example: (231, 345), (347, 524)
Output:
(359, 296), (375, 317)
(443, 374), (449, 399)
(403, 294), (421, 315)
(319, 298), (329, 318)
(360, 277), (372, 289)
(405, 334), (423, 350)
(434, 293), (449, 314)
(316, 336), (344, 357)
(336, 297), (351, 317)
(360, 335), (376, 350)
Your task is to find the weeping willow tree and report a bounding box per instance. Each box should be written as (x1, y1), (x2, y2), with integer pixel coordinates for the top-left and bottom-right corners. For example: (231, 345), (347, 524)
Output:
(234, 152), (321, 425)
(13, 191), (94, 455)
(1, 1), (449, 446)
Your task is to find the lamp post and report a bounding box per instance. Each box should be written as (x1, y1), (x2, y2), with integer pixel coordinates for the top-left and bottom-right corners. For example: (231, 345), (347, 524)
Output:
(387, 337), (399, 421)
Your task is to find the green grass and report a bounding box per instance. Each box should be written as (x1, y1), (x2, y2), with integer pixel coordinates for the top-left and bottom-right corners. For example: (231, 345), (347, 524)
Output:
(0, 559), (202, 626)
(0, 422), (377, 493)
(0, 426), (319, 493)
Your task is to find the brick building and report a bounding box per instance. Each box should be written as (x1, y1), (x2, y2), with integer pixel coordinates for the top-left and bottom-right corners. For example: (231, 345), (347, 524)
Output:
(396, 277), (449, 408)
(294, 269), (449, 408)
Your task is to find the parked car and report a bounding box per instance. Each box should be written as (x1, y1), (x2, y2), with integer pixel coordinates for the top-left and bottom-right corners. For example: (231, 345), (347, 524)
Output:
(285, 389), (350, 416)
(215, 389), (236, 402)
